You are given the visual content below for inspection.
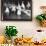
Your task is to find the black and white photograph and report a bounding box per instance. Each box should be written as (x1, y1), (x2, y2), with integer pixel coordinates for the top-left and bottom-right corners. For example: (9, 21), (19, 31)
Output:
(1, 0), (32, 21)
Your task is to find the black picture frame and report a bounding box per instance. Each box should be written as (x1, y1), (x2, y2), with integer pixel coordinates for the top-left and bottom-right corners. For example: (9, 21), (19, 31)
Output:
(1, 0), (32, 21)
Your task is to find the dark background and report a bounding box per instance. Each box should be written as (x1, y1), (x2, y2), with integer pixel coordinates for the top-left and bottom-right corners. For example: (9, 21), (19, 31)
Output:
(1, 0), (32, 21)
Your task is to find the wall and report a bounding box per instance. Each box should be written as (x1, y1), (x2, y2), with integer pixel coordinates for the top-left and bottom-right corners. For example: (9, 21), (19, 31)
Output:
(0, 0), (46, 38)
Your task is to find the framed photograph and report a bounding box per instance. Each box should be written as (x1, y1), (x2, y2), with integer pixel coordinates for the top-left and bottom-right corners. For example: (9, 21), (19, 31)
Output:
(1, 0), (32, 21)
